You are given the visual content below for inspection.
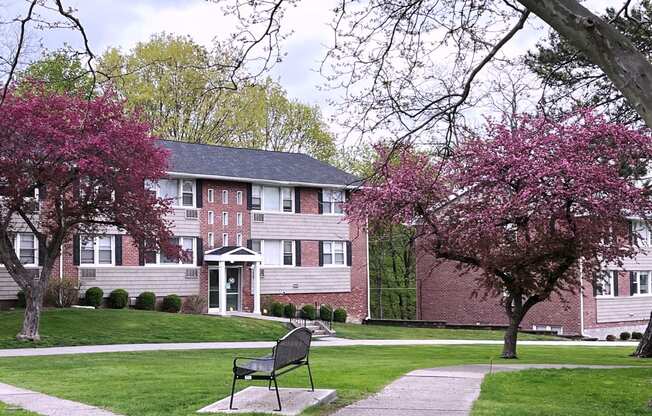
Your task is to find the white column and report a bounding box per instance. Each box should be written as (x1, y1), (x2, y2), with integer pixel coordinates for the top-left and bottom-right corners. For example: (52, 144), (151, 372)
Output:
(219, 260), (227, 316)
(253, 262), (261, 314)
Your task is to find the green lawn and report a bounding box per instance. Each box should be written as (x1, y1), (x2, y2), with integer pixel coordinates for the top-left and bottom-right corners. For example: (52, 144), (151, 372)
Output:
(0, 308), (287, 349)
(472, 367), (652, 416)
(333, 323), (564, 341)
(0, 345), (648, 416)
(0, 403), (37, 416)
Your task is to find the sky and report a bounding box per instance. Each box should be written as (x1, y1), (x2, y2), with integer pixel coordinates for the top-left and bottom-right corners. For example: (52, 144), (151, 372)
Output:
(1, 0), (616, 143)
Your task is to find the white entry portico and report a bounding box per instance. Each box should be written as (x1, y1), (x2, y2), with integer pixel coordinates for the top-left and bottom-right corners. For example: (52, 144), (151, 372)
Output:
(204, 246), (263, 316)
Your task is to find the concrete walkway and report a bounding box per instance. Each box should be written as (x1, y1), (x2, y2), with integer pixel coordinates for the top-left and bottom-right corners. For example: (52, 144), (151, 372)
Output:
(0, 382), (121, 416)
(332, 364), (636, 416)
(0, 338), (639, 358)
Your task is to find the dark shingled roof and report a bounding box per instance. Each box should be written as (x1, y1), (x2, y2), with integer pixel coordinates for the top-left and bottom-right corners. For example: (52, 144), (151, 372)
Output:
(158, 140), (358, 186)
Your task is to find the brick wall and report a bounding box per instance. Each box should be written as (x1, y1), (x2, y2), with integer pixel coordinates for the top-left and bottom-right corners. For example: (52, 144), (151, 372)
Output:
(416, 246), (582, 335)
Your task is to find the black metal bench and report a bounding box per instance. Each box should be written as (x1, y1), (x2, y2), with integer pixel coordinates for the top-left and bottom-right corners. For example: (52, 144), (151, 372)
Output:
(229, 327), (314, 412)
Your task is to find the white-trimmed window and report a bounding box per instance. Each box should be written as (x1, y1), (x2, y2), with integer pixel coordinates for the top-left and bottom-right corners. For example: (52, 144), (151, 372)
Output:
(532, 325), (563, 334)
(222, 233), (229, 246)
(80, 235), (114, 266)
(237, 233), (243, 246)
(146, 237), (195, 266)
(208, 232), (214, 248)
(236, 191), (243, 205)
(595, 271), (615, 297)
(322, 241), (345, 266)
(632, 271), (651, 295)
(259, 240), (295, 266)
(236, 212), (243, 226)
(251, 239), (262, 254)
(222, 212), (229, 226)
(208, 211), (214, 225)
(207, 189), (214, 203)
(632, 220), (652, 246)
(251, 185), (294, 212)
(145, 178), (195, 207)
(322, 189), (344, 214)
(15, 233), (38, 266)
(222, 190), (229, 204)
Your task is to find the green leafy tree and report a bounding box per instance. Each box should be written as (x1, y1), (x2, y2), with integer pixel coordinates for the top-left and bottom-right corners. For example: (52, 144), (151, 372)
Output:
(16, 51), (95, 96)
(100, 33), (335, 161)
(526, 1), (652, 125)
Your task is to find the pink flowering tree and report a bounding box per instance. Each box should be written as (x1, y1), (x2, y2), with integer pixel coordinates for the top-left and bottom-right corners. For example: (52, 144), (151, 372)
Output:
(0, 85), (178, 342)
(348, 110), (652, 358)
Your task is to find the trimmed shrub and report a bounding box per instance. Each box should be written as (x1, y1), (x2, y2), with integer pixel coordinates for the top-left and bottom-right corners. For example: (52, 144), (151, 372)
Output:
(16, 291), (26, 308)
(162, 294), (182, 313)
(619, 331), (631, 341)
(135, 292), (156, 311)
(333, 308), (347, 323)
(270, 302), (284, 317)
(632, 331), (643, 340)
(84, 287), (104, 308)
(319, 304), (333, 321)
(300, 304), (316, 320)
(108, 289), (129, 309)
(605, 334), (617, 341)
(283, 303), (297, 319)
(46, 277), (80, 308)
(182, 295), (207, 314)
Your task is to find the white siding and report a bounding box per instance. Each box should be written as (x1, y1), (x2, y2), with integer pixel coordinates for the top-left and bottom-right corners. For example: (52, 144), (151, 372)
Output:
(261, 267), (351, 294)
(169, 208), (201, 236)
(251, 213), (349, 241)
(79, 267), (200, 297)
(0, 269), (21, 300)
(596, 296), (652, 323)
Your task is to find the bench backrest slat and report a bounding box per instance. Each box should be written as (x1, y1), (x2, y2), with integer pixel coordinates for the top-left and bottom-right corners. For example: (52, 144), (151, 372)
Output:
(273, 327), (312, 370)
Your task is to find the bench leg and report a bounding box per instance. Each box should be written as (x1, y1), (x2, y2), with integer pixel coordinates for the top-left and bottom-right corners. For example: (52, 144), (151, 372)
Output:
(307, 363), (315, 392)
(229, 373), (237, 410)
(268, 378), (272, 390)
(272, 376), (282, 412)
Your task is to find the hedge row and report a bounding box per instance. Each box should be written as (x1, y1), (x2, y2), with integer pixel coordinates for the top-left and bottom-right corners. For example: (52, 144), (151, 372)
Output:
(266, 301), (347, 322)
(81, 287), (182, 313)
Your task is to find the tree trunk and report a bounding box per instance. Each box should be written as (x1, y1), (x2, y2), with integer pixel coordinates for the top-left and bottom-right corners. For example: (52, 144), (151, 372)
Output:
(16, 281), (46, 342)
(633, 311), (652, 358)
(518, 0), (652, 127)
(502, 313), (522, 359)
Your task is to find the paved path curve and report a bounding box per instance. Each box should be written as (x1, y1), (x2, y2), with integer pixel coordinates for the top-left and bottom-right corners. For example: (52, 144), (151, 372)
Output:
(0, 338), (639, 358)
(0, 382), (122, 416)
(332, 364), (638, 416)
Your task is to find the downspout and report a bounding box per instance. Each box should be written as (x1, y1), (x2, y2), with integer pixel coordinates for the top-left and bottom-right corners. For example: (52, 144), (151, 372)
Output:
(59, 245), (63, 280)
(365, 217), (371, 320)
(579, 258), (585, 337)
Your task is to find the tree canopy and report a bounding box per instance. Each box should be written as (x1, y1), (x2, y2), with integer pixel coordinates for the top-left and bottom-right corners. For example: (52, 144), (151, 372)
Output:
(99, 33), (336, 161)
(348, 110), (652, 357)
(0, 84), (176, 341)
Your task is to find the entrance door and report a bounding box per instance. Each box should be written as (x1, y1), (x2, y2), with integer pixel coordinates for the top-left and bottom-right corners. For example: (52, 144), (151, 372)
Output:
(226, 267), (240, 311)
(208, 267), (241, 311)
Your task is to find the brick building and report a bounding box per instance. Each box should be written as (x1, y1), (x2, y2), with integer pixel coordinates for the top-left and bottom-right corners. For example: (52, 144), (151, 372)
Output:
(1, 140), (370, 321)
(416, 224), (652, 339)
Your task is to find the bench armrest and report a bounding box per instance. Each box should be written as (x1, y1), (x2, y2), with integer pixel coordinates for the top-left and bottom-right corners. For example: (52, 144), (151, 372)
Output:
(233, 356), (273, 368)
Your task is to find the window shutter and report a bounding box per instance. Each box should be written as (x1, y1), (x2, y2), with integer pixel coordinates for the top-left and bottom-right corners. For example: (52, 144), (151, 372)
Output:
(195, 179), (203, 208)
(346, 240), (352, 266)
(318, 241), (324, 266)
(246, 183), (253, 210)
(295, 240), (301, 266)
(592, 273), (598, 297)
(138, 241), (145, 266)
(196, 238), (204, 266)
(114, 235), (123, 266)
(73, 235), (80, 266)
(38, 184), (47, 201)
(630, 272), (637, 296)
(317, 190), (323, 214)
(38, 238), (46, 266)
(628, 220), (634, 244)
(246, 239), (252, 249)
(294, 188), (301, 213)
(612, 271), (619, 296)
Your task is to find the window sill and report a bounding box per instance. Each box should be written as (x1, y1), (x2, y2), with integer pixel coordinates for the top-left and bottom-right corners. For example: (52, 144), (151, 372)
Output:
(78, 264), (115, 268)
(143, 264), (198, 268)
